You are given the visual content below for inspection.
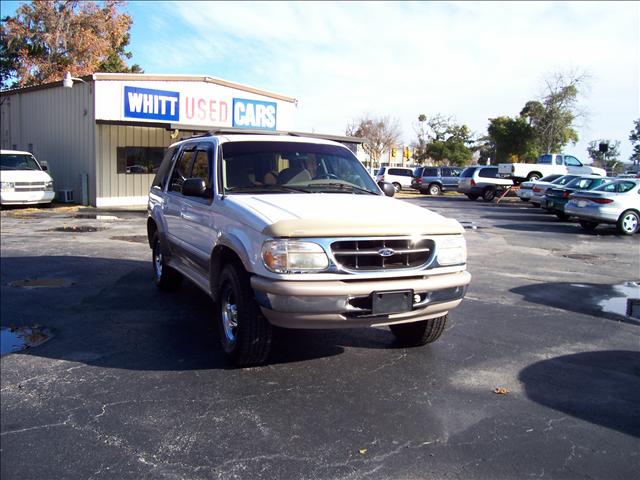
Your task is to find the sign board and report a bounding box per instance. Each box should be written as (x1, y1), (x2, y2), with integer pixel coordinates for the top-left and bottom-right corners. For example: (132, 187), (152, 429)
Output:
(94, 80), (295, 131)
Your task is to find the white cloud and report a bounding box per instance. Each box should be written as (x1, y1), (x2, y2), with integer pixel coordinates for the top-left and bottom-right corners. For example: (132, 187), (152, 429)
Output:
(140, 0), (638, 161)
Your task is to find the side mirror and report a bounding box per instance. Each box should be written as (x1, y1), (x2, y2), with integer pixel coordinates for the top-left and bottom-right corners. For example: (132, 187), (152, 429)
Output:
(378, 181), (395, 197)
(182, 178), (208, 197)
(40, 161), (48, 172)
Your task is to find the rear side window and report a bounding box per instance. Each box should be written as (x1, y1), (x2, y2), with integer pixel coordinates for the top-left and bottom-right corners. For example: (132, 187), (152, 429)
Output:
(461, 167), (477, 178)
(151, 147), (177, 189)
(479, 167), (498, 178)
(538, 155), (553, 164)
(424, 168), (438, 177)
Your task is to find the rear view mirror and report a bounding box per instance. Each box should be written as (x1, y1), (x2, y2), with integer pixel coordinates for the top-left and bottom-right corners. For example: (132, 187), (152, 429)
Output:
(182, 178), (208, 198)
(378, 181), (395, 197)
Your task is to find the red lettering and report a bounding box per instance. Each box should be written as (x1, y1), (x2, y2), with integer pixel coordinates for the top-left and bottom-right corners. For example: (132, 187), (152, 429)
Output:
(197, 98), (206, 121)
(220, 101), (228, 123)
(185, 97), (195, 119)
(209, 100), (217, 121)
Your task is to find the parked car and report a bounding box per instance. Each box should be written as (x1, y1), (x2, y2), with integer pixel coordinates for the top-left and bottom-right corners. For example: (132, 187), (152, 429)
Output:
(148, 133), (471, 365)
(457, 166), (513, 201)
(498, 153), (606, 183)
(375, 166), (415, 191)
(517, 174), (563, 202)
(0, 150), (55, 206)
(531, 174), (581, 207)
(565, 178), (640, 235)
(543, 175), (611, 220)
(411, 166), (463, 195)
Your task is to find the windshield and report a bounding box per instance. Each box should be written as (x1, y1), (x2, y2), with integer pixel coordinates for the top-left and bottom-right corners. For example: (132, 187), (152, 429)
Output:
(221, 141), (380, 195)
(460, 167), (477, 178)
(551, 175), (578, 186)
(1, 153), (42, 171)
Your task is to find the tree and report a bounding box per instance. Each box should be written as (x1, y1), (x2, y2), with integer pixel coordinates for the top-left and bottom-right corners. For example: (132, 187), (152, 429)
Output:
(629, 118), (640, 166)
(1, 0), (141, 89)
(586, 140), (622, 174)
(346, 114), (402, 167)
(486, 116), (538, 163)
(412, 114), (473, 166)
(520, 71), (587, 154)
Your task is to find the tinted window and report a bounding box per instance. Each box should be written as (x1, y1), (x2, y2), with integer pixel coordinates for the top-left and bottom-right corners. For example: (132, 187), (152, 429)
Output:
(565, 156), (582, 167)
(567, 177), (597, 189)
(451, 168), (462, 177)
(479, 167), (498, 178)
(389, 168), (410, 176)
(424, 168), (438, 177)
(461, 167), (478, 178)
(151, 147), (177, 189)
(117, 147), (166, 174)
(555, 155), (563, 165)
(168, 149), (195, 193)
(539, 174), (562, 182)
(413, 167), (424, 177)
(190, 150), (211, 189)
(441, 168), (452, 176)
(377, 167), (386, 175)
(538, 155), (553, 164)
(597, 180), (638, 193)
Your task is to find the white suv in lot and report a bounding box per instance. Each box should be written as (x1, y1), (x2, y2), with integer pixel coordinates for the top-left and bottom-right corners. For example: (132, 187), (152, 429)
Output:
(375, 166), (415, 192)
(0, 150), (55, 206)
(147, 132), (470, 365)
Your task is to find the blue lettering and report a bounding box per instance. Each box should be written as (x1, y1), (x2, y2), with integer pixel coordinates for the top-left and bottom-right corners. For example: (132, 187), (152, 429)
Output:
(232, 98), (277, 130)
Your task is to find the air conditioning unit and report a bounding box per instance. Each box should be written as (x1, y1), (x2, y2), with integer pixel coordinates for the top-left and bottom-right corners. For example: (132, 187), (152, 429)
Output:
(57, 189), (74, 203)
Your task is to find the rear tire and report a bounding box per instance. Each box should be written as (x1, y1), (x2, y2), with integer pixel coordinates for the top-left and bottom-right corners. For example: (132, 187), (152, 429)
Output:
(617, 210), (639, 235)
(482, 186), (496, 202)
(216, 263), (273, 366)
(152, 233), (182, 290)
(389, 315), (448, 346)
(428, 183), (442, 196)
(526, 172), (542, 181)
(579, 220), (599, 232)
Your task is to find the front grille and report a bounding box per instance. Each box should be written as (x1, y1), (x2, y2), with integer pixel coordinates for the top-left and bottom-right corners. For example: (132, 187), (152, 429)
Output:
(15, 182), (45, 192)
(331, 238), (434, 271)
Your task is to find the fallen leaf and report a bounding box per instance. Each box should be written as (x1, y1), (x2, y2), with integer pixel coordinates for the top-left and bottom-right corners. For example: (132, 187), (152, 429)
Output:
(359, 449), (367, 455)
(493, 387), (509, 395)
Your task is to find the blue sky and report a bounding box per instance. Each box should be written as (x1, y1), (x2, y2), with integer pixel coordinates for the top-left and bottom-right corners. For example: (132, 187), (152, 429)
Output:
(3, 1), (639, 163)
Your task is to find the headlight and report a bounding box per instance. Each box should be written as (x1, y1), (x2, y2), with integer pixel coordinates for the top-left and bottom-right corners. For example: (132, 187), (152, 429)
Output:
(1, 182), (15, 192)
(262, 240), (329, 273)
(436, 235), (467, 266)
(45, 181), (54, 191)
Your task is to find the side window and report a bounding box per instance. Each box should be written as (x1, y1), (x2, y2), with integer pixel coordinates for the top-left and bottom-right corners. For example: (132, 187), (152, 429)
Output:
(190, 149), (211, 189)
(618, 181), (635, 193)
(555, 155), (563, 165)
(441, 168), (451, 177)
(565, 156), (582, 167)
(479, 167), (498, 178)
(168, 149), (195, 193)
(452, 168), (462, 177)
(424, 168), (438, 177)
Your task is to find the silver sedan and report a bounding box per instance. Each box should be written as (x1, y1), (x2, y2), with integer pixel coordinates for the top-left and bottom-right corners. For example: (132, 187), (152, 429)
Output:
(565, 179), (640, 235)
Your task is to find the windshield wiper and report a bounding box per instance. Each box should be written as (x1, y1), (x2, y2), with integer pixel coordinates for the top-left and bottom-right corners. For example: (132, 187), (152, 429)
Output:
(225, 184), (311, 194)
(307, 183), (378, 195)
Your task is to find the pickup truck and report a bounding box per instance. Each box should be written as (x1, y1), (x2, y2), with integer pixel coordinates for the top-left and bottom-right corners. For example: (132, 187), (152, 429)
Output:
(147, 132), (471, 365)
(498, 154), (606, 183)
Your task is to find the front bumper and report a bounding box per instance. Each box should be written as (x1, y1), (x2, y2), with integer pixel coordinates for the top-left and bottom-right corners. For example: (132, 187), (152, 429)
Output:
(1, 191), (55, 205)
(251, 270), (471, 328)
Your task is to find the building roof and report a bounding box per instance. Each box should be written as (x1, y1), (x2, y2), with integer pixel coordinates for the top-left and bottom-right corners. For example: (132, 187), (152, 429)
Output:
(1, 72), (297, 103)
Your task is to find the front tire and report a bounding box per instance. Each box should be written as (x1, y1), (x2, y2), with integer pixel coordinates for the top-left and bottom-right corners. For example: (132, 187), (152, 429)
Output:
(482, 186), (496, 202)
(152, 233), (182, 290)
(428, 183), (442, 196)
(216, 264), (273, 366)
(392, 182), (401, 192)
(617, 210), (639, 235)
(526, 172), (542, 181)
(389, 315), (448, 346)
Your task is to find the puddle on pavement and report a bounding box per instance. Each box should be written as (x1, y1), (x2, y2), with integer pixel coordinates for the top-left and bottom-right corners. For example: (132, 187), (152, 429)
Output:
(599, 282), (640, 320)
(1, 326), (51, 356)
(9, 278), (75, 288)
(73, 214), (120, 221)
(50, 225), (104, 233)
(110, 235), (147, 243)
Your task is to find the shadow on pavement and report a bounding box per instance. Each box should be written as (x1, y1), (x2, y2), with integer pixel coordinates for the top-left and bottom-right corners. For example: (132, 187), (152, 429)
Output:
(511, 282), (640, 326)
(519, 350), (640, 438)
(1, 256), (402, 370)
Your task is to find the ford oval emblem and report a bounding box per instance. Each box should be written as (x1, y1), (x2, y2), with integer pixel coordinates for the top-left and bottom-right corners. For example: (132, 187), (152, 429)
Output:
(378, 248), (396, 257)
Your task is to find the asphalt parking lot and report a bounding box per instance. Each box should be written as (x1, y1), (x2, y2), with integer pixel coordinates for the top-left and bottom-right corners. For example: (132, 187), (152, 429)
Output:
(1, 195), (639, 480)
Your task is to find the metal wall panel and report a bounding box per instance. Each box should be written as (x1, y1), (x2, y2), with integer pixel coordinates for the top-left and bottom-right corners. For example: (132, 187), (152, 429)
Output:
(1, 83), (96, 204)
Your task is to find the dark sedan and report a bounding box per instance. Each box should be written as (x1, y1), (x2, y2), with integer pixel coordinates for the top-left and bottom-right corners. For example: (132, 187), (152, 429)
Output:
(544, 175), (610, 220)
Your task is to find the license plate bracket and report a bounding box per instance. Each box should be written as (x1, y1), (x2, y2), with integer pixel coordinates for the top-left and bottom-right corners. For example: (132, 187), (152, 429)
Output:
(371, 290), (413, 315)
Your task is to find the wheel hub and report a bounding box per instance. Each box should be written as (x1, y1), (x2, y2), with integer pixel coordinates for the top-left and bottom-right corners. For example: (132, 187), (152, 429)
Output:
(623, 214), (638, 233)
(154, 248), (163, 280)
(221, 291), (238, 343)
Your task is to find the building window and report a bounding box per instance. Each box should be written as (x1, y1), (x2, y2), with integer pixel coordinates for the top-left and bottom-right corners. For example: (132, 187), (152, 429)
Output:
(117, 147), (166, 174)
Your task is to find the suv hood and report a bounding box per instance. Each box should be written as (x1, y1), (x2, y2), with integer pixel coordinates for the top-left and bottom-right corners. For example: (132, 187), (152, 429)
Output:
(0, 170), (52, 182)
(225, 194), (464, 237)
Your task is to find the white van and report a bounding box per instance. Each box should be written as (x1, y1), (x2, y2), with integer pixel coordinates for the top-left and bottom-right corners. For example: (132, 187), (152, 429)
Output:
(1, 150), (55, 205)
(375, 166), (415, 192)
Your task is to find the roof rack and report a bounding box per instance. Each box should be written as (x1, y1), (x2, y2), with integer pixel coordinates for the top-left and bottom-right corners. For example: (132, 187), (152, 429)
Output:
(177, 127), (364, 143)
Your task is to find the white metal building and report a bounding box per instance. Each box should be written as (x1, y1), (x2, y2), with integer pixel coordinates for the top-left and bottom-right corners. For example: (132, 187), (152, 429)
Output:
(1, 73), (305, 207)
